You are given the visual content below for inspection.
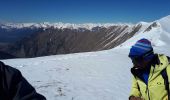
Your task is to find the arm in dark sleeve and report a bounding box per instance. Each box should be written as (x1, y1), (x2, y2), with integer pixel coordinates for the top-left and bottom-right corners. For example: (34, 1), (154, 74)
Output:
(0, 61), (46, 100)
(12, 69), (46, 100)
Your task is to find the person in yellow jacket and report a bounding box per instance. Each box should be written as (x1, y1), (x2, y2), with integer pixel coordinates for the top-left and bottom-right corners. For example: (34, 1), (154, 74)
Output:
(128, 38), (170, 100)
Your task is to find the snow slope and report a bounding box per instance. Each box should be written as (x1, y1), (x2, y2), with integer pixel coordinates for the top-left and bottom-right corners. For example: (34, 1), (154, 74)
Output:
(2, 49), (132, 100)
(117, 15), (170, 55)
(1, 15), (170, 100)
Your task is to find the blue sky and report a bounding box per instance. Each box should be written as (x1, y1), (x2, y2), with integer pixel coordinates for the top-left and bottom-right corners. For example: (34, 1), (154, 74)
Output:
(0, 0), (170, 23)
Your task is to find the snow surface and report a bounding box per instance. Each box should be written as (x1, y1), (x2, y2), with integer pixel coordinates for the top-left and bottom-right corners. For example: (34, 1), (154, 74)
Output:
(2, 49), (132, 100)
(1, 15), (170, 100)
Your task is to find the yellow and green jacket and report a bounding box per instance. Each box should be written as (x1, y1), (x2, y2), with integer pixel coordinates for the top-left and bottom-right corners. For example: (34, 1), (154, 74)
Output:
(129, 54), (170, 100)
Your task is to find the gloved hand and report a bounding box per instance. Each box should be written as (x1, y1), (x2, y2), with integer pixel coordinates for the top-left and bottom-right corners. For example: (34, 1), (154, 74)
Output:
(129, 96), (144, 100)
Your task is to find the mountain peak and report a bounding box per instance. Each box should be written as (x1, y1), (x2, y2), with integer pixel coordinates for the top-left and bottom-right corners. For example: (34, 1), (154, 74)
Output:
(157, 15), (170, 32)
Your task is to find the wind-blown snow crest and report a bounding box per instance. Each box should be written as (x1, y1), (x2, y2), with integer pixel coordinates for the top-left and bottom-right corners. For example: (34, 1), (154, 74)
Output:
(116, 15), (170, 50)
(157, 15), (170, 33)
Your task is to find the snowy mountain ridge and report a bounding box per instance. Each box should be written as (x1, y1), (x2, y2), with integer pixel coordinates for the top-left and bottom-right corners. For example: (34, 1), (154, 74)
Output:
(116, 15), (170, 52)
(0, 21), (141, 58)
(1, 15), (169, 31)
(0, 22), (133, 30)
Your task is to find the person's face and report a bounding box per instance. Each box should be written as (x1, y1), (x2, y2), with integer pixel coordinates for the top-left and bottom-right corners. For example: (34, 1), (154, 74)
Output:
(129, 50), (154, 69)
(132, 58), (150, 69)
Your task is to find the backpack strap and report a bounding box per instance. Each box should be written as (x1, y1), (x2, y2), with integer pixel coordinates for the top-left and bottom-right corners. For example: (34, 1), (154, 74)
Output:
(161, 56), (170, 100)
(161, 68), (170, 100)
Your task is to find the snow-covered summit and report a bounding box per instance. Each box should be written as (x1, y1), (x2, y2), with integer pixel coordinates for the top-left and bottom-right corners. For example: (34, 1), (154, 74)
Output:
(157, 15), (170, 32)
(0, 23), (51, 29)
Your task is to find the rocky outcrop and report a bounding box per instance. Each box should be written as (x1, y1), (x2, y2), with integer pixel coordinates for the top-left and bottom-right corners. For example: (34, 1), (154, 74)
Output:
(144, 22), (159, 32)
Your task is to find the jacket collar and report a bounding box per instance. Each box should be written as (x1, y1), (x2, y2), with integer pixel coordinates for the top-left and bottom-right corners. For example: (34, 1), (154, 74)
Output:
(131, 54), (170, 82)
(131, 54), (159, 81)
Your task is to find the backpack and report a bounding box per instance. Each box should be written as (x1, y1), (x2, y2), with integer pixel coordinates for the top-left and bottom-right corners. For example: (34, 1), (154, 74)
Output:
(161, 56), (170, 100)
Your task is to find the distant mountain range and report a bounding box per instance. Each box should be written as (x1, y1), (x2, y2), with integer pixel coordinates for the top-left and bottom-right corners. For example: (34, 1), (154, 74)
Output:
(0, 15), (169, 59)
